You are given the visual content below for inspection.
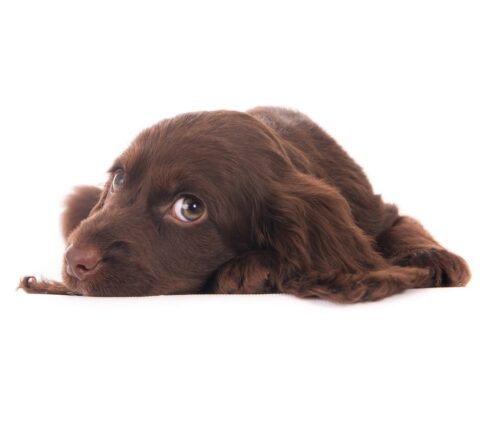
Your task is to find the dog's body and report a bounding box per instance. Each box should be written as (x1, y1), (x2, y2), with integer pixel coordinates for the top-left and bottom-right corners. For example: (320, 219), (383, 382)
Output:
(20, 107), (470, 302)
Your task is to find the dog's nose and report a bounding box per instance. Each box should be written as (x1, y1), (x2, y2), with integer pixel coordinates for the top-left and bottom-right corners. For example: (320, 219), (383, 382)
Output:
(65, 244), (102, 281)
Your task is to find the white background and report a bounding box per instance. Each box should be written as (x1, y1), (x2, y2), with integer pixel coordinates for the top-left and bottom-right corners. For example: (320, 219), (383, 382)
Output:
(0, 1), (478, 429)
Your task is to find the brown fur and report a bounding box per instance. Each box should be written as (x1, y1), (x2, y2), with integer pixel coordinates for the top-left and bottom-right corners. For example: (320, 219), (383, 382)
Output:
(19, 107), (471, 302)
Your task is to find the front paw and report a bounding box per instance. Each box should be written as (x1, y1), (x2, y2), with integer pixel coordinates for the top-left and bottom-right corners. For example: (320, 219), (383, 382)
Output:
(212, 252), (276, 294)
(17, 276), (80, 295)
(18, 276), (41, 293)
(394, 249), (471, 288)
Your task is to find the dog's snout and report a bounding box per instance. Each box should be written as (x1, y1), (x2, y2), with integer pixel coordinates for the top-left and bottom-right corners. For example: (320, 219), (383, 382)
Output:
(65, 244), (102, 281)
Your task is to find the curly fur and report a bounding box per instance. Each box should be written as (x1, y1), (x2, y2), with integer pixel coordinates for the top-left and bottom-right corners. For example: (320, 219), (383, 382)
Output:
(19, 107), (471, 302)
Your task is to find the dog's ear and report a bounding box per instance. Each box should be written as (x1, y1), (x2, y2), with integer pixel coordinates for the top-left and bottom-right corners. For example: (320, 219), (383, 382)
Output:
(257, 172), (385, 274)
(61, 186), (102, 241)
(244, 172), (431, 302)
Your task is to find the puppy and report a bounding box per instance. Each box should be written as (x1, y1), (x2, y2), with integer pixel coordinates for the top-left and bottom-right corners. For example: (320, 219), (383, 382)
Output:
(19, 107), (470, 302)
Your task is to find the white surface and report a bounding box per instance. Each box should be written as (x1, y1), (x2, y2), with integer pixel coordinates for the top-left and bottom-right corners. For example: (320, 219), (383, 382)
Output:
(0, 1), (478, 429)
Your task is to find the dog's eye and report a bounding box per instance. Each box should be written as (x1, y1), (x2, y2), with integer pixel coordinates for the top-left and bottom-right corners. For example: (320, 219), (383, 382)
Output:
(111, 170), (125, 193)
(172, 195), (205, 222)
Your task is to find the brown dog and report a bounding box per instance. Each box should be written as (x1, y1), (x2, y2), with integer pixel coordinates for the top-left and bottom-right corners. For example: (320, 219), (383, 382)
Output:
(19, 107), (470, 302)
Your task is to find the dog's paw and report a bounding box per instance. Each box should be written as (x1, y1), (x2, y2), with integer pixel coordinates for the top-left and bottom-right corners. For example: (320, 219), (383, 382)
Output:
(395, 248), (470, 287)
(18, 276), (45, 293)
(17, 276), (79, 295)
(212, 252), (275, 294)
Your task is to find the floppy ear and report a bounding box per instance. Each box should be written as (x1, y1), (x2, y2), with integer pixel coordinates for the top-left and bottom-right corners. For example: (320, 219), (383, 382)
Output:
(259, 172), (432, 302)
(260, 173), (386, 274)
(61, 186), (102, 241)
(211, 172), (431, 302)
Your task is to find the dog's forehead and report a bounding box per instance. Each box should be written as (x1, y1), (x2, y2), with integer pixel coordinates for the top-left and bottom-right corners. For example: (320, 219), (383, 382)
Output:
(112, 112), (258, 197)
(119, 111), (270, 184)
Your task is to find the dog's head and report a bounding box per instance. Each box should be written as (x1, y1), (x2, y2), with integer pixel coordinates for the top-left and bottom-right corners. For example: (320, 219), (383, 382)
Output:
(63, 111), (295, 295)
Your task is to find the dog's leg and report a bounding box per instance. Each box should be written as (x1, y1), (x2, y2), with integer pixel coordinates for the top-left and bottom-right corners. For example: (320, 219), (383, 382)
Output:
(212, 251), (433, 302)
(376, 216), (470, 288)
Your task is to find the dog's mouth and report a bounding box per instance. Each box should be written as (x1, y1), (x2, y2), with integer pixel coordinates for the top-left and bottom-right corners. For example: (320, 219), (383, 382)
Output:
(61, 268), (87, 295)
